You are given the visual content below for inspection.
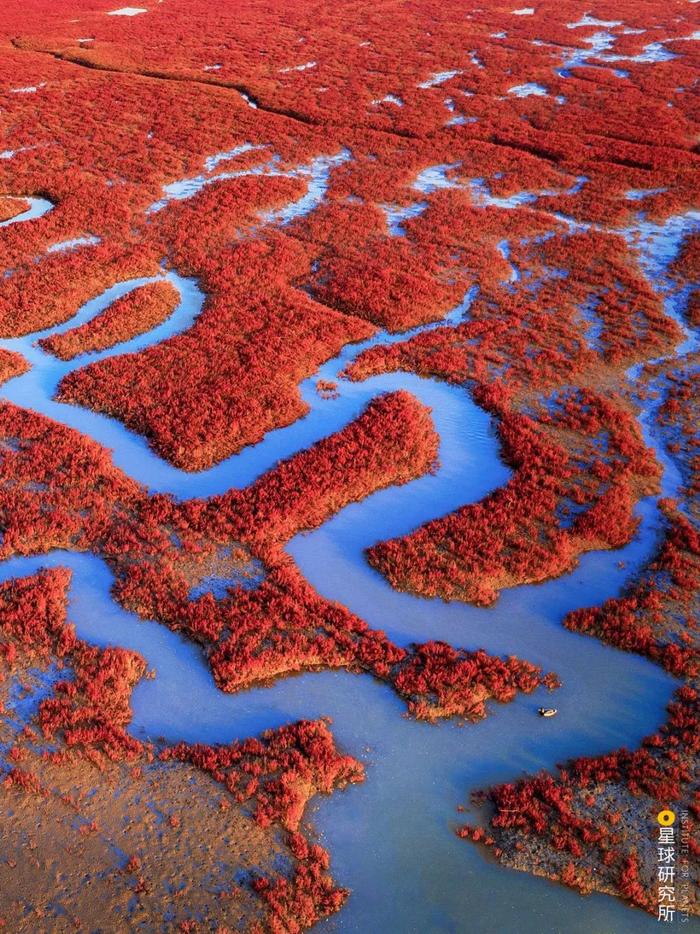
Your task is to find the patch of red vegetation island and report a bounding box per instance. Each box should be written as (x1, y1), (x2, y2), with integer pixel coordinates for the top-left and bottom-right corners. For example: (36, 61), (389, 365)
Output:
(0, 349), (28, 386)
(564, 501), (699, 679)
(38, 279), (179, 360)
(363, 386), (659, 605)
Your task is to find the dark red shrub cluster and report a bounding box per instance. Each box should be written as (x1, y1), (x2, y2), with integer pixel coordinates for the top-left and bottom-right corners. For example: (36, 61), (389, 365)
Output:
(0, 566), (73, 663)
(389, 641), (556, 722)
(3, 766), (42, 795)
(37, 643), (145, 764)
(251, 840), (349, 934)
(315, 378), (338, 399)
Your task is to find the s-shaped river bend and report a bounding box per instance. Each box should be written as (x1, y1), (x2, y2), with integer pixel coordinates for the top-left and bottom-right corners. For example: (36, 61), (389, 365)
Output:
(0, 191), (685, 933)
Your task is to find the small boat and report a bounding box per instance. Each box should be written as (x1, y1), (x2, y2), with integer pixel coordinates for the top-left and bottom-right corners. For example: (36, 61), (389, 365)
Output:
(538, 707), (557, 718)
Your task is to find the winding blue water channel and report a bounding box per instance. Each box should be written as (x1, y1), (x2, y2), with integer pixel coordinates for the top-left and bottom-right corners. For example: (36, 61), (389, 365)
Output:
(0, 175), (691, 932)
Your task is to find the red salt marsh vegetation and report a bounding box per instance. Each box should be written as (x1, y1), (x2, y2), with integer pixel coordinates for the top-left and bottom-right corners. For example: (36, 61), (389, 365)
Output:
(0, 0), (699, 928)
(460, 685), (700, 915)
(0, 393), (553, 723)
(364, 387), (660, 605)
(0, 0), (694, 472)
(0, 196), (28, 223)
(39, 279), (179, 359)
(0, 243), (161, 336)
(0, 348), (28, 385)
(56, 235), (379, 470)
(564, 501), (699, 679)
(0, 568), (364, 931)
